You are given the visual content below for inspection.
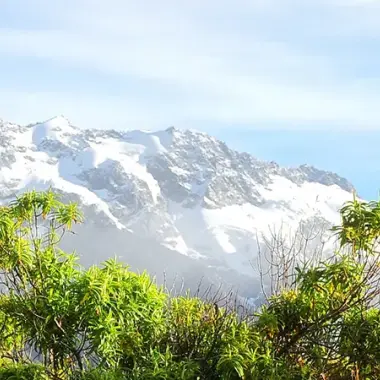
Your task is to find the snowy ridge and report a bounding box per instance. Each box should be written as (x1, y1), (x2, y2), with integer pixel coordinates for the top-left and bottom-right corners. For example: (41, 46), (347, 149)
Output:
(0, 116), (355, 294)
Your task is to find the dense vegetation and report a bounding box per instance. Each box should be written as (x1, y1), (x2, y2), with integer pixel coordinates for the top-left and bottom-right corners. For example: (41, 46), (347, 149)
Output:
(1, 191), (380, 379)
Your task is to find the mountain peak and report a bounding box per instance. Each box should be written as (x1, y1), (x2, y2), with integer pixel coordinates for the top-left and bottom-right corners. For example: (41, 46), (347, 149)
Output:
(0, 116), (354, 196)
(165, 126), (176, 133)
(0, 116), (358, 294)
(38, 115), (72, 128)
(30, 116), (79, 146)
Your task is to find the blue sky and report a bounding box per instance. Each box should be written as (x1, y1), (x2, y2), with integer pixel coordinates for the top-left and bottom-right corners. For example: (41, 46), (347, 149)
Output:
(0, 0), (379, 199)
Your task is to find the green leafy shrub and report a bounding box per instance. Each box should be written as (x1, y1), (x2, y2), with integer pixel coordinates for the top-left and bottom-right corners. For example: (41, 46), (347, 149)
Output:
(71, 368), (124, 380)
(1, 191), (380, 379)
(0, 364), (48, 380)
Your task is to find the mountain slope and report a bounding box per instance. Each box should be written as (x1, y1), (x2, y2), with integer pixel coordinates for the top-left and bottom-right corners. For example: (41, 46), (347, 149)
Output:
(0, 116), (355, 296)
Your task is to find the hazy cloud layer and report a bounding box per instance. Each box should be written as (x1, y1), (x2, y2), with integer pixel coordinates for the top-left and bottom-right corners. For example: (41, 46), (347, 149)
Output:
(1, 0), (380, 129)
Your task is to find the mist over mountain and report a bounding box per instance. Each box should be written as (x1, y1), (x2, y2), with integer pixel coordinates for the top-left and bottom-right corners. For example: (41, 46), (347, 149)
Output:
(0, 116), (355, 300)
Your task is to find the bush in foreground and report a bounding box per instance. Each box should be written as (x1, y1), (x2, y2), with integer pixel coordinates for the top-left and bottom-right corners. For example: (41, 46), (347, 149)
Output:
(0, 191), (380, 379)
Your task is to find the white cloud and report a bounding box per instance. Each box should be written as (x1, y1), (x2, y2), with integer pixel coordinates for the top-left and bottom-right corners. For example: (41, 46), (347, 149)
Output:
(1, 0), (380, 129)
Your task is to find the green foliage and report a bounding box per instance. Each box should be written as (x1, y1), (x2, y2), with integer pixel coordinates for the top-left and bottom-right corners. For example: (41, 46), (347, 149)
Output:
(333, 195), (380, 252)
(0, 364), (48, 379)
(1, 191), (380, 379)
(80, 260), (167, 368)
(71, 368), (124, 380)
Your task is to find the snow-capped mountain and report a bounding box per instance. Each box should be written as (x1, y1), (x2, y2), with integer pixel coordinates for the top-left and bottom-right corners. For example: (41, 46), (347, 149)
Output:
(0, 116), (355, 298)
